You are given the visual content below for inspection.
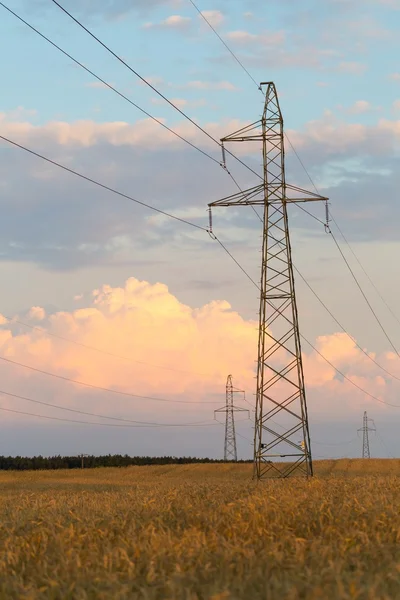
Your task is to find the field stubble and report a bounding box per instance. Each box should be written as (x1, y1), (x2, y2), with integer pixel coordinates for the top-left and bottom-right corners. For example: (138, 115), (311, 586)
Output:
(0, 460), (399, 600)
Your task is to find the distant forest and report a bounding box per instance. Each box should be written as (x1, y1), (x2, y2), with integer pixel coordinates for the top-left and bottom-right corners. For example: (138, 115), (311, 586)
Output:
(0, 455), (252, 471)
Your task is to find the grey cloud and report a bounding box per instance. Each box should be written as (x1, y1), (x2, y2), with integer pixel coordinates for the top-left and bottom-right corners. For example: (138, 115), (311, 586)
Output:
(0, 138), (254, 270)
(1, 112), (399, 274)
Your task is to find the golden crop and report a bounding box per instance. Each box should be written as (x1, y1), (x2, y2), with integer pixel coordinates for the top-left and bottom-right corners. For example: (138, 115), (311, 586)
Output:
(0, 459), (399, 599)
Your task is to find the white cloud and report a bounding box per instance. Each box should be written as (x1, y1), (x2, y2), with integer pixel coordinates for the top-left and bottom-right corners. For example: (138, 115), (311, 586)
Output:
(199, 10), (224, 27)
(226, 30), (257, 44)
(143, 14), (191, 29)
(27, 307), (46, 321)
(0, 111), (252, 157)
(347, 100), (373, 114)
(225, 30), (285, 47)
(389, 73), (400, 81)
(287, 111), (400, 158)
(393, 100), (400, 111)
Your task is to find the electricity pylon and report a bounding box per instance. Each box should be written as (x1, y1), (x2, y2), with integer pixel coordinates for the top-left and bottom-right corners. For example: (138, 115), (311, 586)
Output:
(358, 411), (376, 458)
(209, 82), (328, 479)
(214, 375), (249, 461)
(78, 454), (89, 469)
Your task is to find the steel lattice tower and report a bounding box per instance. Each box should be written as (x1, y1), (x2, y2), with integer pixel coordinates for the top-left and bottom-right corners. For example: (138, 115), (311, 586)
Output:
(209, 82), (328, 479)
(214, 375), (249, 461)
(358, 411), (375, 458)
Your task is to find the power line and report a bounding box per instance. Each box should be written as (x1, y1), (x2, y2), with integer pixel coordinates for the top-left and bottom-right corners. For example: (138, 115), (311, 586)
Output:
(0, 2), (222, 168)
(1, 1), (267, 237)
(210, 232), (259, 288)
(2, 133), (265, 314)
(0, 133), (262, 297)
(284, 133), (320, 195)
(283, 130), (400, 360)
(7, 1), (396, 441)
(1, 35), (396, 416)
(0, 388), (216, 427)
(296, 203), (326, 227)
(217, 247), (400, 410)
(187, 0), (261, 91)
(301, 336), (400, 409)
(1, 0), (267, 237)
(0, 404), (219, 429)
(329, 230), (400, 358)
(311, 439), (357, 446)
(375, 429), (395, 459)
(0, 354), (221, 405)
(330, 212), (400, 330)
(0, 135), (207, 232)
(241, 207), (400, 385)
(4, 133), (398, 411)
(50, 0), (261, 181)
(0, 315), (215, 378)
(213, 222), (400, 410)
(294, 264), (400, 383)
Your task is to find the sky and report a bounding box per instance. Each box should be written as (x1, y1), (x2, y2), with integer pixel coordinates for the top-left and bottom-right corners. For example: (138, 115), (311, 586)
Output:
(0, 0), (399, 460)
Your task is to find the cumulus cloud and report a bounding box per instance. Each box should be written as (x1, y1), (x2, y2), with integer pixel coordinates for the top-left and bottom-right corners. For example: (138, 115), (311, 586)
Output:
(0, 277), (398, 433)
(0, 277), (257, 419)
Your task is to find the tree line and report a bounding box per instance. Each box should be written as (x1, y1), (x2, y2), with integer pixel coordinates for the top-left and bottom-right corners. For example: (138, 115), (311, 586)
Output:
(0, 454), (252, 471)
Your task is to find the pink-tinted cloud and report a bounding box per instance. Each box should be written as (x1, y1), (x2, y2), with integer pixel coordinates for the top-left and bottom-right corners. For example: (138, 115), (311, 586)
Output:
(0, 277), (398, 428)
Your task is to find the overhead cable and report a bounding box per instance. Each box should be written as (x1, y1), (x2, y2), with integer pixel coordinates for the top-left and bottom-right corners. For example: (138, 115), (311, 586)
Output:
(50, 0), (261, 181)
(0, 388), (216, 426)
(0, 2), (222, 168)
(0, 354), (221, 405)
(330, 212), (400, 330)
(0, 135), (207, 232)
(0, 315), (215, 378)
(187, 0), (261, 91)
(0, 404), (220, 428)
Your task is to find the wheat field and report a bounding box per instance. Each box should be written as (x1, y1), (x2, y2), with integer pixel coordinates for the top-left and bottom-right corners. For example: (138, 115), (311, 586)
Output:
(0, 460), (399, 599)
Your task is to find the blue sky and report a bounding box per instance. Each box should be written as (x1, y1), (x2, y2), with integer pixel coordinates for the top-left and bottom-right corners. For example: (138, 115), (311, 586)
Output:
(0, 0), (400, 459)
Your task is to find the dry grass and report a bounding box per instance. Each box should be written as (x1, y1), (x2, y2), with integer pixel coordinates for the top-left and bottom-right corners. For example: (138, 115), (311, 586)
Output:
(0, 460), (399, 599)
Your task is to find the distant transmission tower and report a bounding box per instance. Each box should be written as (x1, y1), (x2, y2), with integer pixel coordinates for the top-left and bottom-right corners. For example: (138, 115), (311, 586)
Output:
(358, 411), (376, 458)
(209, 82), (328, 479)
(78, 454), (89, 469)
(214, 375), (249, 461)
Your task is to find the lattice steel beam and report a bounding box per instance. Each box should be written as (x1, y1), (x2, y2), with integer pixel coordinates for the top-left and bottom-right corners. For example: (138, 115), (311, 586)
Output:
(209, 82), (328, 479)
